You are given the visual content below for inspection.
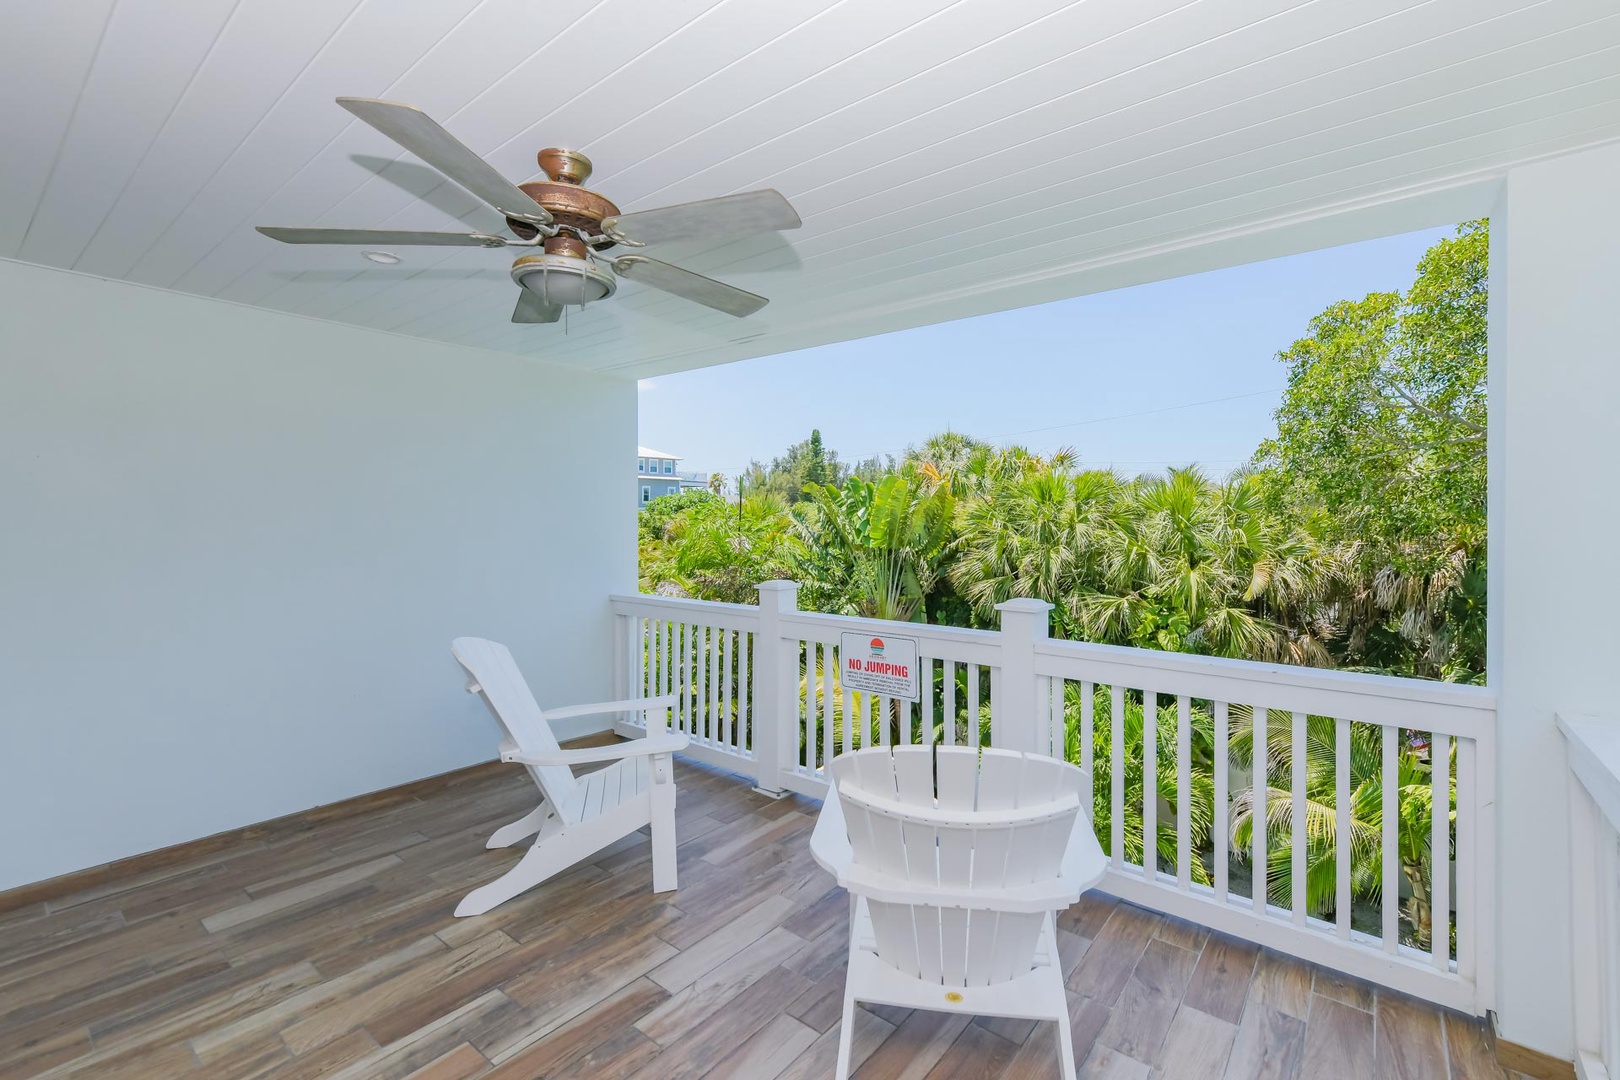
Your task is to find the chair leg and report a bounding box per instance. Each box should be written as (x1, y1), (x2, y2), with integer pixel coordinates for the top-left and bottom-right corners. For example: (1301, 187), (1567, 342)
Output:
(835, 990), (858, 1080)
(455, 842), (573, 917)
(649, 759), (678, 893)
(486, 803), (549, 849)
(1055, 1007), (1077, 1080)
(650, 812), (677, 893)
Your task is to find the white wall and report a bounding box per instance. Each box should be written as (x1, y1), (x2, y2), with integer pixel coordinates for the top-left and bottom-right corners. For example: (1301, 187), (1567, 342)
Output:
(0, 259), (636, 892)
(1489, 140), (1620, 1058)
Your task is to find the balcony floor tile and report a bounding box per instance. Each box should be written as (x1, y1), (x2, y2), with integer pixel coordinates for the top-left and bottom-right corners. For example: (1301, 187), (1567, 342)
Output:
(0, 754), (1504, 1079)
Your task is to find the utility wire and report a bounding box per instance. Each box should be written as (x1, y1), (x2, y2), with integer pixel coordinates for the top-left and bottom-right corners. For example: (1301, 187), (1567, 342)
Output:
(671, 385), (1284, 479)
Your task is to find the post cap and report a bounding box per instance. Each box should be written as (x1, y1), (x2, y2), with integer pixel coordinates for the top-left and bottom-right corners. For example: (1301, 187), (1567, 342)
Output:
(994, 598), (1054, 614)
(755, 579), (801, 593)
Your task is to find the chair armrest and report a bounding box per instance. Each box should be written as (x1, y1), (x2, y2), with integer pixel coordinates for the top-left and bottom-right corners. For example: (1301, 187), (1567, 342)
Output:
(1060, 812), (1110, 893)
(542, 694), (680, 721)
(809, 783), (854, 877)
(501, 732), (689, 767)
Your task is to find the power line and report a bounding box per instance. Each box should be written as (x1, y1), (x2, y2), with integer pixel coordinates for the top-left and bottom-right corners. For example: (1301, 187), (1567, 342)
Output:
(676, 385), (1284, 478)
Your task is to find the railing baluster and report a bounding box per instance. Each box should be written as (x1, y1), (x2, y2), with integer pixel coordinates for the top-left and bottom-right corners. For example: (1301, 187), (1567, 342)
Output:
(1111, 684), (1124, 871)
(740, 631), (752, 758)
(1336, 718), (1352, 940)
(1214, 701), (1229, 903)
(725, 628), (738, 748)
(1043, 680), (1056, 757)
(1383, 723), (1400, 953)
(1144, 689), (1157, 882)
(969, 664), (981, 748)
(1292, 711), (1308, 926)
(843, 644), (854, 755)
(801, 640), (813, 772)
(1081, 682), (1095, 817)
(1457, 735), (1476, 983)
(1432, 732), (1451, 971)
(1178, 695), (1192, 892)
(922, 658), (935, 748)
(705, 624), (715, 743)
(1254, 705), (1267, 915)
(650, 620), (661, 702)
(657, 619), (665, 702)
(690, 624), (701, 740)
(711, 625), (722, 746)
(697, 625), (709, 744)
(943, 662), (957, 747)
(801, 640), (811, 769)
(819, 641), (832, 769)
(635, 618), (647, 699)
(661, 621), (671, 723)
(674, 623), (686, 734)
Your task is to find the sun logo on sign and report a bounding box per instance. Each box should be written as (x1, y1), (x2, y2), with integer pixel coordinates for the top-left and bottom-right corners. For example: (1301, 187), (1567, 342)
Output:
(869, 637), (885, 657)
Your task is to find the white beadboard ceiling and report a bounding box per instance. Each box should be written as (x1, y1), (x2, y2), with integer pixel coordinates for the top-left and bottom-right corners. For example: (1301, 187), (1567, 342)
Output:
(4, 0), (1618, 379)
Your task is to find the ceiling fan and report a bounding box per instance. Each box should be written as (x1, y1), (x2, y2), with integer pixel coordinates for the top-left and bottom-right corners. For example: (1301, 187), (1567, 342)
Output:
(257, 97), (801, 324)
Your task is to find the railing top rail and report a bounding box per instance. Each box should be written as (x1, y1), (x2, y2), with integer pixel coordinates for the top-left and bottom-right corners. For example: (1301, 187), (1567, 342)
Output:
(1035, 636), (1495, 713)
(609, 593), (762, 622)
(779, 609), (1000, 647)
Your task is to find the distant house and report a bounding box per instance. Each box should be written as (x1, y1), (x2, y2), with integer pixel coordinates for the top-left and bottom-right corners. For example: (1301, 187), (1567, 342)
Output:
(637, 445), (706, 507)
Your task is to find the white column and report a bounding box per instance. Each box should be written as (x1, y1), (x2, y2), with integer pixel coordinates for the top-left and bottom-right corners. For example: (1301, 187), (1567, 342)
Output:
(753, 580), (800, 797)
(1489, 140), (1620, 1060)
(993, 598), (1053, 754)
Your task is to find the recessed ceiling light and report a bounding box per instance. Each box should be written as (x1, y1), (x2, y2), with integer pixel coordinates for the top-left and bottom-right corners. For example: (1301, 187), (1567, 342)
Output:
(362, 250), (402, 265)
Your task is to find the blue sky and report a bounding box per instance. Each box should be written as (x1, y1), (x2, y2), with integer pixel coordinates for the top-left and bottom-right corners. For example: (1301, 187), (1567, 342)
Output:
(638, 225), (1452, 480)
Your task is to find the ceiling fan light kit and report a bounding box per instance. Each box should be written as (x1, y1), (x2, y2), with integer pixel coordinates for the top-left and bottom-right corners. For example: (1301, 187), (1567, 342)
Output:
(256, 98), (801, 325)
(511, 252), (616, 307)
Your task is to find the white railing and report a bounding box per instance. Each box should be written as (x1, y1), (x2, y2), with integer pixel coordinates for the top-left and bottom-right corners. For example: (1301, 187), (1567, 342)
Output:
(608, 583), (1497, 1016)
(1560, 714), (1620, 1080)
(611, 592), (762, 773)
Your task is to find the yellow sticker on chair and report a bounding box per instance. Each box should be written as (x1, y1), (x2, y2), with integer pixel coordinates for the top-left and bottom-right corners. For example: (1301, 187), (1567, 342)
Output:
(944, 991), (964, 1003)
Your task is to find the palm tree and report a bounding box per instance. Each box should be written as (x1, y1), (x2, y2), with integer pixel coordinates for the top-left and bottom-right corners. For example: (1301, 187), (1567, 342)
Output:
(951, 463), (1118, 630)
(1061, 685), (1216, 884)
(1070, 468), (1338, 661)
(1226, 708), (1454, 948)
(906, 430), (990, 493)
(793, 471), (955, 623)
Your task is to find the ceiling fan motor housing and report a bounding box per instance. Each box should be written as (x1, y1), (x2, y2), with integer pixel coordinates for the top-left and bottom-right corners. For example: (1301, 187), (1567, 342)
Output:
(506, 148), (620, 253)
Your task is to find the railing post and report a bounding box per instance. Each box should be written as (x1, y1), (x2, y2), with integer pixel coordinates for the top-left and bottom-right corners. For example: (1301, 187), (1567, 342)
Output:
(993, 598), (1053, 755)
(753, 580), (800, 798)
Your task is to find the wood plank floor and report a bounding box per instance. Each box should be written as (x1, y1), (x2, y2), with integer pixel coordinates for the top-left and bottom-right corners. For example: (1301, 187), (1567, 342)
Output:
(0, 751), (1529, 1079)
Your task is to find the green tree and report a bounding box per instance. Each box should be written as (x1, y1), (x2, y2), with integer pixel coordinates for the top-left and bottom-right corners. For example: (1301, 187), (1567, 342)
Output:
(793, 471), (956, 623)
(804, 429), (830, 488)
(639, 490), (795, 602)
(1254, 221), (1487, 680)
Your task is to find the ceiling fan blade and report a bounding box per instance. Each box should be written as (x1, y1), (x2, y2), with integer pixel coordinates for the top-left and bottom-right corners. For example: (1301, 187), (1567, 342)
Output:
(256, 227), (508, 247)
(601, 189), (800, 247)
(612, 255), (767, 318)
(336, 97), (552, 226)
(512, 289), (562, 324)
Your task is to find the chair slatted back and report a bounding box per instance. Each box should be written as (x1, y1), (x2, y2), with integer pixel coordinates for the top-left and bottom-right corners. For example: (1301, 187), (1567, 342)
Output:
(451, 637), (579, 813)
(831, 746), (1082, 988)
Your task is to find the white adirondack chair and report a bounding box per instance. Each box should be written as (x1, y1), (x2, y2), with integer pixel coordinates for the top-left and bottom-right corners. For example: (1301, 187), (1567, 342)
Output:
(811, 745), (1108, 1080)
(450, 636), (689, 917)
